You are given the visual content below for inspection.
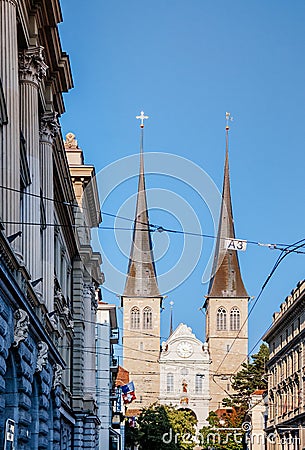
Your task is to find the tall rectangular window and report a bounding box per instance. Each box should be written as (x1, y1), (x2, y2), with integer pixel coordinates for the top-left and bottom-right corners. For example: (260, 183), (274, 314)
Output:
(167, 373), (174, 393)
(195, 374), (203, 394)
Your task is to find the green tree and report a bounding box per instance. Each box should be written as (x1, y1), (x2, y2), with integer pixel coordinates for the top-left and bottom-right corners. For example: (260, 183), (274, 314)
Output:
(167, 407), (197, 450)
(199, 344), (269, 450)
(199, 410), (244, 450)
(229, 343), (269, 406)
(128, 404), (197, 450)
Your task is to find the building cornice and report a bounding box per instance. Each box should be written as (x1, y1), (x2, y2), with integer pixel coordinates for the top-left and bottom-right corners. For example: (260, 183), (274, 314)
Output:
(263, 281), (305, 342)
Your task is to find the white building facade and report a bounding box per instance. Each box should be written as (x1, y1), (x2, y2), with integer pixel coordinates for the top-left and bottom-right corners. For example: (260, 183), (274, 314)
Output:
(159, 323), (210, 429)
(96, 303), (119, 450)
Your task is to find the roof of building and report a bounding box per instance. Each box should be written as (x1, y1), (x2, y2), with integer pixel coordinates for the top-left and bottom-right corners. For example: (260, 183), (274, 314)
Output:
(263, 279), (305, 342)
(115, 365), (130, 387)
(122, 130), (161, 298)
(125, 408), (142, 417)
(252, 389), (266, 396)
(207, 127), (248, 298)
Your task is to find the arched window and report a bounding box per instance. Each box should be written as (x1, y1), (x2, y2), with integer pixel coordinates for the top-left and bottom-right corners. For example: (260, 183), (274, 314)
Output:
(143, 306), (152, 329)
(230, 307), (240, 331)
(130, 307), (140, 329)
(217, 307), (227, 331)
(167, 373), (174, 393)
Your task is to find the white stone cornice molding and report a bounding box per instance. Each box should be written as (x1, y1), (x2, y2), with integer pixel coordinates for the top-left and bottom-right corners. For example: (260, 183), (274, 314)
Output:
(40, 111), (60, 144)
(13, 309), (30, 347)
(53, 363), (63, 389)
(36, 340), (48, 371)
(19, 46), (48, 86)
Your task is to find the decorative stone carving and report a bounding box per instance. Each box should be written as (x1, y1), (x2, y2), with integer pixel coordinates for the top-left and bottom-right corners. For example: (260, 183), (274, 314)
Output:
(49, 312), (59, 330)
(36, 341), (48, 371)
(54, 286), (64, 304)
(19, 46), (48, 85)
(53, 363), (63, 389)
(64, 132), (78, 149)
(40, 111), (60, 143)
(13, 309), (30, 347)
(83, 283), (97, 311)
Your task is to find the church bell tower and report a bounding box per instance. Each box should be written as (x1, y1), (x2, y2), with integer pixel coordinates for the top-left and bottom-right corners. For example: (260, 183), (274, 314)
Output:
(204, 114), (249, 411)
(121, 112), (162, 411)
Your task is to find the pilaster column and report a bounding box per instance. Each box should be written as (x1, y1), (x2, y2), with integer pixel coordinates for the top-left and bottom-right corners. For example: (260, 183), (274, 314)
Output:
(19, 46), (47, 280)
(40, 112), (59, 310)
(0, 0), (20, 239)
(83, 283), (96, 399)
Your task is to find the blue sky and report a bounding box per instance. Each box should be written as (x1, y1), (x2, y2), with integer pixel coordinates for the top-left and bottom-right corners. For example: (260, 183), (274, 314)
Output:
(59, 0), (305, 357)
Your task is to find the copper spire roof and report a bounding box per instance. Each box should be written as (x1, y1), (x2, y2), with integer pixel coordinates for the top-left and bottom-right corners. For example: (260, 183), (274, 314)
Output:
(207, 123), (248, 298)
(123, 126), (161, 298)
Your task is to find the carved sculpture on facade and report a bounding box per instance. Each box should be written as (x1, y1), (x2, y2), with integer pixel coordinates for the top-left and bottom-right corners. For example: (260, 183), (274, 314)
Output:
(53, 363), (63, 389)
(36, 341), (49, 371)
(49, 311), (59, 330)
(64, 132), (78, 149)
(54, 285), (65, 306)
(83, 282), (98, 311)
(40, 111), (60, 143)
(13, 309), (30, 347)
(19, 46), (48, 85)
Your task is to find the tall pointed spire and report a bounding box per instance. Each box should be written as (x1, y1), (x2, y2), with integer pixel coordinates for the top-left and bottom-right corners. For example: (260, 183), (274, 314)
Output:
(123, 112), (161, 298)
(208, 113), (248, 298)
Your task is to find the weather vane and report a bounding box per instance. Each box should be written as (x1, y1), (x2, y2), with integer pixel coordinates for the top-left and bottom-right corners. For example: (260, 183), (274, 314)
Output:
(225, 112), (233, 130)
(136, 110), (149, 128)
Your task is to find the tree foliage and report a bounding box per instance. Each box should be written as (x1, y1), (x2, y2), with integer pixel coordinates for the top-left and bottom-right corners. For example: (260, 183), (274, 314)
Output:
(199, 344), (269, 450)
(199, 410), (245, 450)
(229, 343), (269, 406)
(125, 404), (197, 450)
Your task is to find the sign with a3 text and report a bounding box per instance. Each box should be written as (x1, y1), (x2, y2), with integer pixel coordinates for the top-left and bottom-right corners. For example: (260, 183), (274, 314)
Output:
(225, 238), (247, 251)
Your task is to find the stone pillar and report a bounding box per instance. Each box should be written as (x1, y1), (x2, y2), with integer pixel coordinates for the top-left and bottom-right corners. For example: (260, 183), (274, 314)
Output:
(0, 0), (20, 240)
(19, 46), (47, 281)
(39, 112), (59, 310)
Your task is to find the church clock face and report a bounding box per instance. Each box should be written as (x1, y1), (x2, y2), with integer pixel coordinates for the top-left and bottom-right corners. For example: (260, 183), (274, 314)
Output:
(177, 341), (193, 358)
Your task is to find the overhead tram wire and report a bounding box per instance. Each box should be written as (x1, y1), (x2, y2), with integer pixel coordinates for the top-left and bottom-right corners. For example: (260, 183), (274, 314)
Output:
(1, 219), (305, 255)
(0, 183), (305, 254)
(214, 237), (305, 379)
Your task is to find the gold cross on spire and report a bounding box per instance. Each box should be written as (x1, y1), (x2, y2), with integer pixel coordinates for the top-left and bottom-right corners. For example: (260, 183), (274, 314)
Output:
(136, 110), (149, 128)
(225, 112), (233, 130)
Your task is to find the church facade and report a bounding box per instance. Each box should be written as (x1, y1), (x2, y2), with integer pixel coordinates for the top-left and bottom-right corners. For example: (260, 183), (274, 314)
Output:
(159, 323), (210, 429)
(121, 114), (249, 419)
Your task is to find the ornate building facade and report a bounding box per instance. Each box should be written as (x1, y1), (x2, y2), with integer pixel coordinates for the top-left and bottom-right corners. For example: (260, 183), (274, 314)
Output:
(121, 120), (163, 413)
(263, 280), (305, 450)
(0, 2), (103, 448)
(159, 323), (210, 429)
(204, 122), (249, 411)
